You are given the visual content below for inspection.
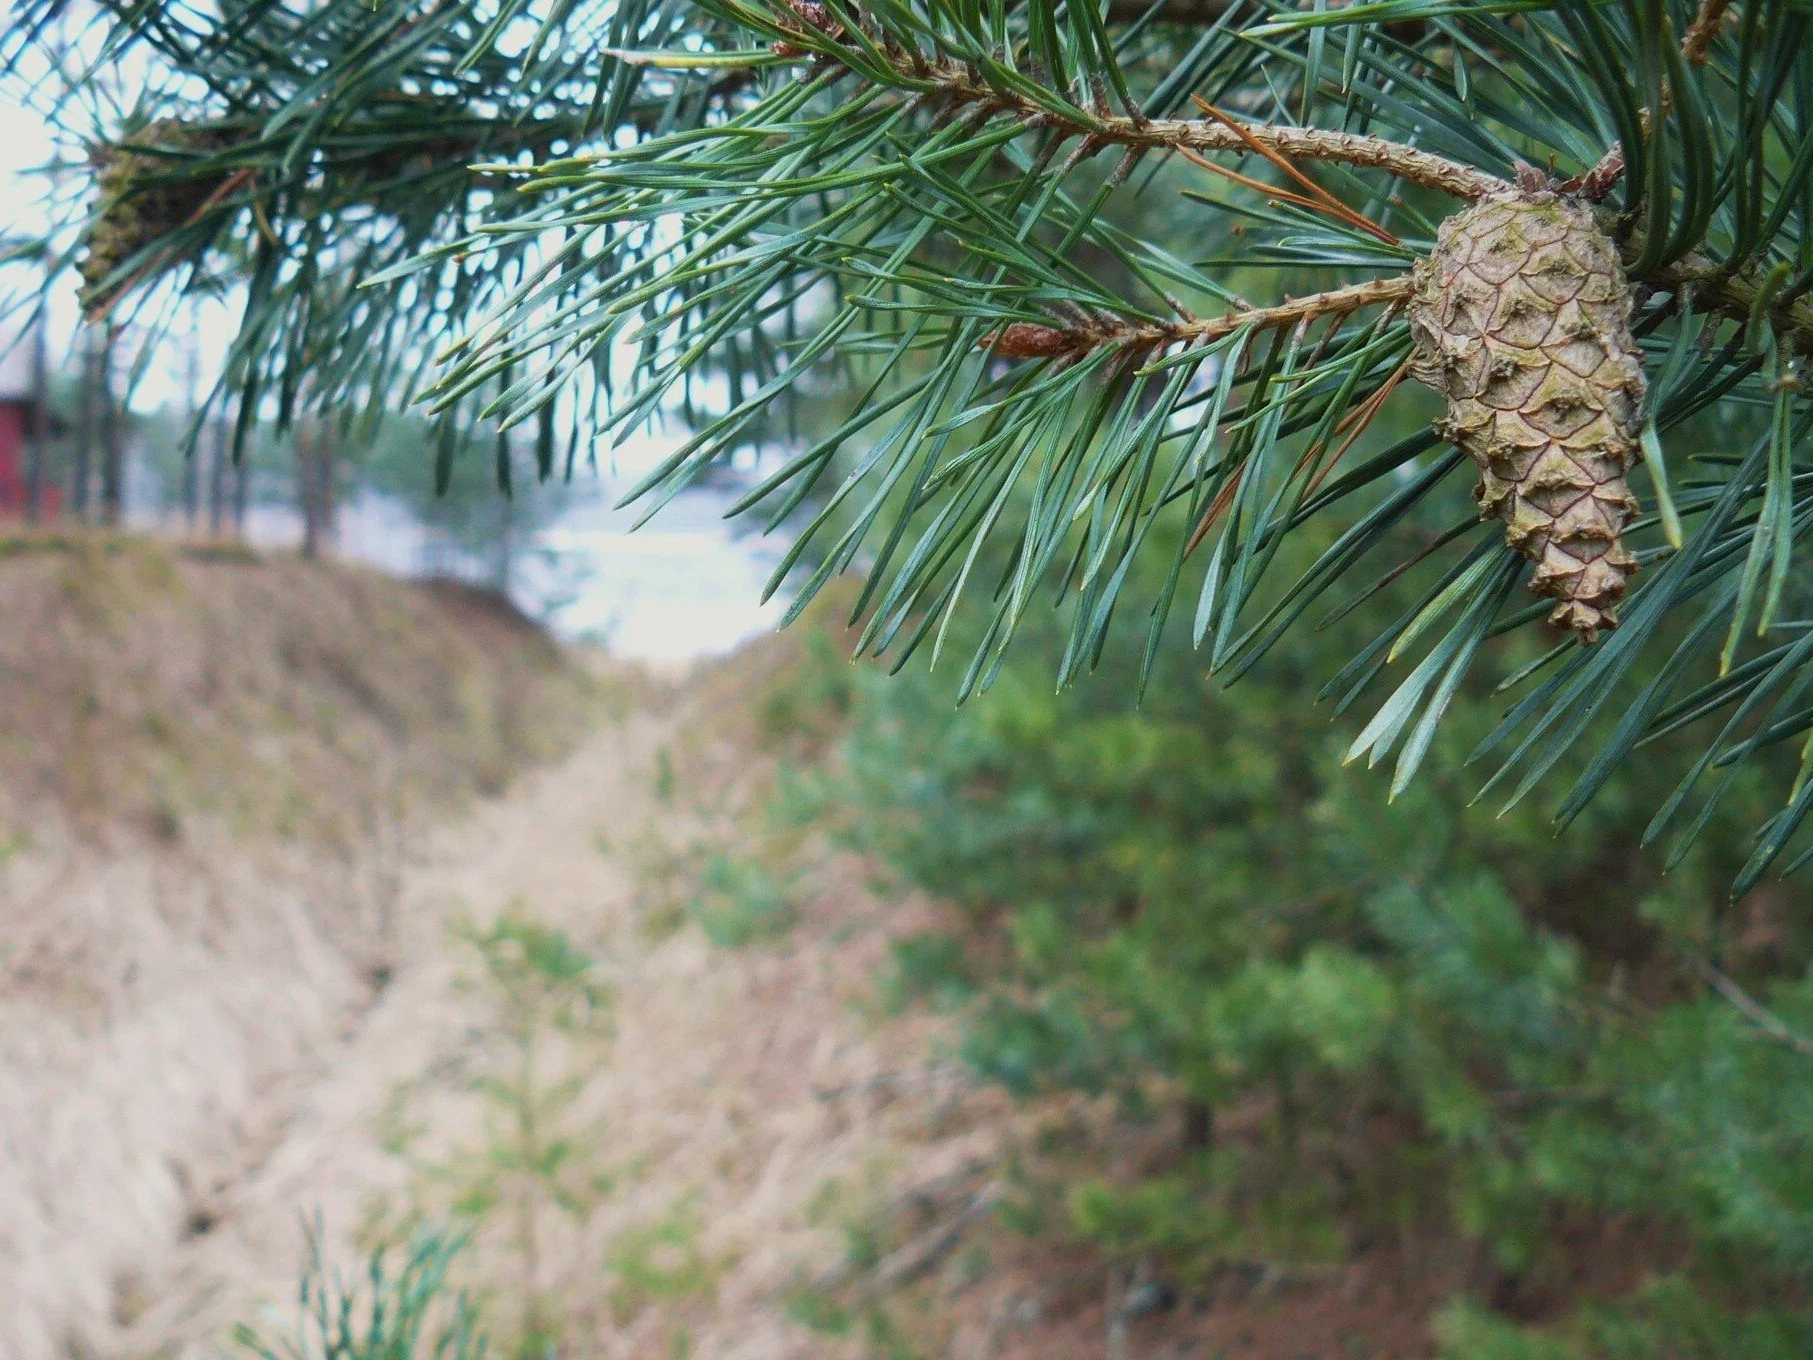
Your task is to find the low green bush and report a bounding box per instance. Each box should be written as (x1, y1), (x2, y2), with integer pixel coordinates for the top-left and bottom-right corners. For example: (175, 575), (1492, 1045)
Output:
(815, 528), (1813, 1353)
(687, 853), (798, 948)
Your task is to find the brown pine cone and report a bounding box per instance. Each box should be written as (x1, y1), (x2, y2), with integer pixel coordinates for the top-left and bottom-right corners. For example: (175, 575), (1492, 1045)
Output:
(1408, 191), (1646, 641)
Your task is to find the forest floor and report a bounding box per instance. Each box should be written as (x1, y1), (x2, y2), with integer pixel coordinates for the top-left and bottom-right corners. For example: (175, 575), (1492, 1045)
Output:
(0, 539), (1447, 1360)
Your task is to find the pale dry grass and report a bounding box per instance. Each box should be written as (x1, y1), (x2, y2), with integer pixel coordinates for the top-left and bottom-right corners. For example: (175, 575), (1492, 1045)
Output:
(0, 828), (377, 1360)
(0, 552), (1002, 1360)
(0, 537), (598, 1360)
(0, 560), (1455, 1360)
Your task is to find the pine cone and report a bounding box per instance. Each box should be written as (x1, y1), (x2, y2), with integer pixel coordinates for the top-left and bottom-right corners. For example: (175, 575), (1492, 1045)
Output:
(81, 119), (236, 317)
(1408, 192), (1646, 641)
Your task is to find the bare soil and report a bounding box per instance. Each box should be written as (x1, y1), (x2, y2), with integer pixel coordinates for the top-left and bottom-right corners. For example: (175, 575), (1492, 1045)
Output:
(4, 548), (1485, 1360)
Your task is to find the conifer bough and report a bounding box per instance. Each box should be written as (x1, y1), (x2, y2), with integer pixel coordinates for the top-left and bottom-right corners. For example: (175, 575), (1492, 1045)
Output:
(16, 0), (1813, 892)
(739, 0), (1775, 645)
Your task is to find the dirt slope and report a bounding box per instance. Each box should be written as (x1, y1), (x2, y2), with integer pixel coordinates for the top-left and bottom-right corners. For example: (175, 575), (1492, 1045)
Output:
(98, 637), (1001, 1359)
(0, 537), (598, 1360)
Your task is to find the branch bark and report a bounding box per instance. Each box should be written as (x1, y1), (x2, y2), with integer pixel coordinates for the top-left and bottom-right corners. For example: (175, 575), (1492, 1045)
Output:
(1682, 0), (1734, 65)
(886, 54), (1510, 201)
(989, 275), (1414, 359)
(1640, 243), (1813, 355)
(768, 24), (1509, 201)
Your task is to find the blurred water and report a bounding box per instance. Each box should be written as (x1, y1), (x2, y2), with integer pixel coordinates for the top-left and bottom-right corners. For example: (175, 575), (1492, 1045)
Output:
(531, 475), (791, 662)
(200, 444), (793, 663)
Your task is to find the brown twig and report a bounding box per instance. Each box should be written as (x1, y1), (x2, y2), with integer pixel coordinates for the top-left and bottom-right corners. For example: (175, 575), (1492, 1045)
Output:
(1184, 456), (1249, 557)
(1313, 356), (1410, 490)
(1558, 142), (1625, 202)
(1177, 143), (1388, 236)
(1190, 95), (1399, 243)
(1157, 276), (1416, 349)
(767, 29), (1510, 201)
(1682, 0), (1735, 65)
(1181, 351), (1409, 557)
(1049, 106), (1504, 201)
(1699, 960), (1813, 1058)
(985, 276), (1414, 365)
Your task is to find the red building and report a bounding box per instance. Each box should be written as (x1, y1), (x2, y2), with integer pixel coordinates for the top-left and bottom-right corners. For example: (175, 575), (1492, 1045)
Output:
(0, 324), (61, 519)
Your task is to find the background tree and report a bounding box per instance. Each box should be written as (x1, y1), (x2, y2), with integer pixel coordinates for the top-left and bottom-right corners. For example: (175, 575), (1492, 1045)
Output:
(9, 8), (1813, 1350)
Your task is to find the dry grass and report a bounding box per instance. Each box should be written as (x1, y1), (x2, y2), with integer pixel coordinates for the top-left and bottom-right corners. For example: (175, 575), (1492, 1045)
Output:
(0, 535), (600, 1360)
(0, 532), (599, 847)
(85, 617), (992, 1360)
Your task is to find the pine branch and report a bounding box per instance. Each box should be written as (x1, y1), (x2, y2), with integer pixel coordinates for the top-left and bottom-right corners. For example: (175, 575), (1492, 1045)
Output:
(1091, 109), (1503, 203)
(764, 12), (1811, 356)
(24, 0), (1813, 888)
(1558, 144), (1813, 352)
(763, 22), (1508, 201)
(1650, 249), (1813, 357)
(987, 276), (1413, 358)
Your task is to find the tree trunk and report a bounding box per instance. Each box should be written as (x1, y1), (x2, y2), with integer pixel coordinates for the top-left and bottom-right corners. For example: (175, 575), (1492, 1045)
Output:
(24, 310), (47, 525)
(231, 426), (250, 536)
(71, 330), (95, 520)
(1181, 1099), (1214, 1155)
(208, 410), (228, 536)
(98, 330), (122, 527)
(492, 488), (516, 593)
(181, 440), (199, 528)
(181, 344), (200, 529)
(296, 425), (318, 559)
(295, 422), (336, 559)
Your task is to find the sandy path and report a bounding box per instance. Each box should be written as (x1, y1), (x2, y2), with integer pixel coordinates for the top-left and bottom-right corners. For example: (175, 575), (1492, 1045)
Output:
(115, 682), (994, 1360)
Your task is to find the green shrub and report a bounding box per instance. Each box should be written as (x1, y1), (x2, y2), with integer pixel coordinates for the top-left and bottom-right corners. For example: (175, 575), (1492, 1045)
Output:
(1436, 1281), (1813, 1360)
(606, 1197), (726, 1324)
(818, 527), (1811, 1353)
(687, 853), (797, 948)
(420, 908), (614, 1359)
(878, 933), (975, 1015)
